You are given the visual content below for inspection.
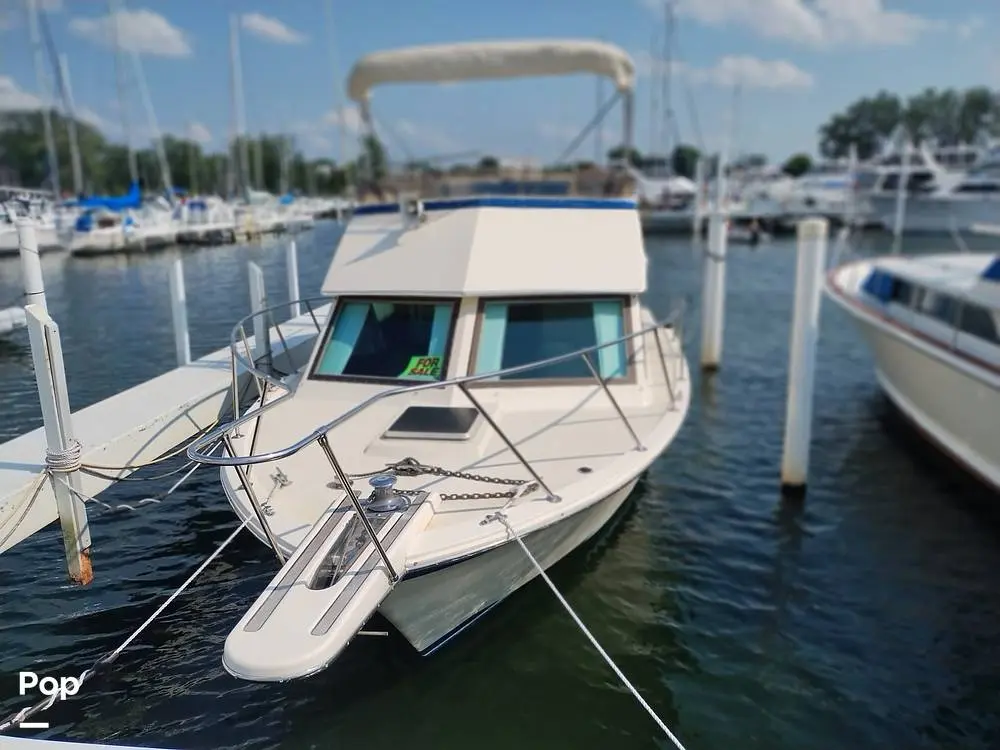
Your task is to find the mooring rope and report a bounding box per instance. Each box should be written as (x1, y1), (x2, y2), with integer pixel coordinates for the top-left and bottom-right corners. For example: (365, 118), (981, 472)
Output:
(0, 516), (249, 733)
(485, 511), (689, 750)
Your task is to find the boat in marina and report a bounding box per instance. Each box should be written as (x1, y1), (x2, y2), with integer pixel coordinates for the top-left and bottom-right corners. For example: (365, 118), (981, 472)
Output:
(187, 38), (691, 682)
(826, 252), (1000, 490)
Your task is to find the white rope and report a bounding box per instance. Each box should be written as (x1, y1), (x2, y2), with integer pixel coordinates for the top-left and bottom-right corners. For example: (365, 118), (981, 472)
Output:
(487, 511), (689, 750)
(45, 439), (83, 473)
(0, 517), (250, 733)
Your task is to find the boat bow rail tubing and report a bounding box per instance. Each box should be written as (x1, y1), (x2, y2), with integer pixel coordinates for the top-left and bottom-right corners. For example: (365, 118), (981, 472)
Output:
(187, 296), (688, 470)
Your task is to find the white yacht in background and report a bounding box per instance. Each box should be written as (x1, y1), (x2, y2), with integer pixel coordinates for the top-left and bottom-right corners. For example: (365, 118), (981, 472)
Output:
(871, 146), (1000, 234)
(826, 252), (1000, 491)
(187, 38), (691, 682)
(857, 141), (991, 232)
(1, 198), (64, 255)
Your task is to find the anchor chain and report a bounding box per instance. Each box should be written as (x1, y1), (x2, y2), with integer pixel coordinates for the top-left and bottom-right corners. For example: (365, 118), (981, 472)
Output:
(346, 456), (537, 501)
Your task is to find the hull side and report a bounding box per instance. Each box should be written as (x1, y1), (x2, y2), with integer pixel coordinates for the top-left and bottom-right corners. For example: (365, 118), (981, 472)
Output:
(826, 269), (1000, 491)
(380, 476), (640, 652)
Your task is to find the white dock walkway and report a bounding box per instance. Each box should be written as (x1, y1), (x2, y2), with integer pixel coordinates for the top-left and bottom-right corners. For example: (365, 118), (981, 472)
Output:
(0, 304), (329, 553)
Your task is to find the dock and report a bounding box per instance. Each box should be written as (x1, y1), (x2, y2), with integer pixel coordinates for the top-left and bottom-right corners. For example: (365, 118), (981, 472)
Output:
(0, 276), (329, 554)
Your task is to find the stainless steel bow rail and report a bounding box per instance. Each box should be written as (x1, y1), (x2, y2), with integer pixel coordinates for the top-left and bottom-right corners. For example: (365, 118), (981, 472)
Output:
(187, 295), (689, 581)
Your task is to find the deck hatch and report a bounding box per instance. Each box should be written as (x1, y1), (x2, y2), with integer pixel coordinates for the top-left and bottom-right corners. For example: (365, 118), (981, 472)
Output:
(382, 405), (480, 440)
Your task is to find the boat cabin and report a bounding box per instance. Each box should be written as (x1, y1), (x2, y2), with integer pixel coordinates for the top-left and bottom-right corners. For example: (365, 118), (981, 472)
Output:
(859, 255), (1000, 368)
(304, 195), (649, 401)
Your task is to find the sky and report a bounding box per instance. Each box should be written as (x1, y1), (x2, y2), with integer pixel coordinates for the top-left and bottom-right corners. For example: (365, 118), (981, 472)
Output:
(0, 0), (998, 167)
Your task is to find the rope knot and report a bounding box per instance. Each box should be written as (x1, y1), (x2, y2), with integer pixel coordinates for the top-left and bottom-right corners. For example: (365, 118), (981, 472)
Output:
(45, 439), (83, 473)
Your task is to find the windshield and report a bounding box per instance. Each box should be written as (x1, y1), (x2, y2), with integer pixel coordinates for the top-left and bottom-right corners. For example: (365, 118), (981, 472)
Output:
(311, 298), (456, 382)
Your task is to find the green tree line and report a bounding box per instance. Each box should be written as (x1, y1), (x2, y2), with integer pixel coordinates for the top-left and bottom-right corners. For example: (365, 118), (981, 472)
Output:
(0, 110), (355, 197)
(819, 86), (1000, 160)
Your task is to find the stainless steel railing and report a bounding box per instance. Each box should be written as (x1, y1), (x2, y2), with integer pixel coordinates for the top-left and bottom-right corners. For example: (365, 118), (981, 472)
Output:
(193, 295), (687, 576)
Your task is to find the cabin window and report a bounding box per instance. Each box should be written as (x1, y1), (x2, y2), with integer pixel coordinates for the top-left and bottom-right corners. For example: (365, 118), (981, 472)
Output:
(954, 182), (1000, 194)
(472, 298), (628, 381)
(958, 304), (1000, 343)
(312, 298), (456, 381)
(918, 290), (959, 326)
(889, 278), (915, 306)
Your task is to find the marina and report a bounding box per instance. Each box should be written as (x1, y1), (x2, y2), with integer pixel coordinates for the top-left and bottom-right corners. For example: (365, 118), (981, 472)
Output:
(1, 3), (999, 749)
(0, 216), (999, 749)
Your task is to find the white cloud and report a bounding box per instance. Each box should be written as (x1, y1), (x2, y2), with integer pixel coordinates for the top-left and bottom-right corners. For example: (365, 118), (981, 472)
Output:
(955, 15), (984, 40)
(692, 56), (814, 89)
(0, 76), (42, 111)
(636, 52), (813, 90)
(69, 9), (191, 57)
(185, 121), (212, 144)
(640, 0), (938, 47)
(240, 13), (305, 45)
(0, 0), (61, 30)
(324, 106), (364, 134)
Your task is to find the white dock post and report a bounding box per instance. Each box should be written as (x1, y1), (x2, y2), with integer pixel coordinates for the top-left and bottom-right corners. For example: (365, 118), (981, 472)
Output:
(25, 304), (93, 584)
(286, 239), (301, 318)
(780, 218), (829, 494)
(891, 136), (911, 254)
(692, 157), (706, 242)
(167, 256), (191, 366)
(699, 208), (728, 371)
(17, 218), (47, 312)
(247, 261), (271, 363)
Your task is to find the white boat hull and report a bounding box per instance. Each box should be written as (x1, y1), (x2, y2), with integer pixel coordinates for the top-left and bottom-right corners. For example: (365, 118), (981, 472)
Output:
(870, 194), (1000, 234)
(382, 475), (639, 652)
(826, 263), (1000, 491)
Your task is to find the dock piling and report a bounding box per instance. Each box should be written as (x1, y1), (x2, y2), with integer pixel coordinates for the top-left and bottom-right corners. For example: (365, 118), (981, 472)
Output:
(286, 239), (301, 318)
(25, 305), (93, 583)
(248, 261), (271, 364)
(168, 256), (191, 366)
(691, 157), (706, 242)
(780, 217), (829, 495)
(699, 208), (728, 371)
(16, 219), (46, 312)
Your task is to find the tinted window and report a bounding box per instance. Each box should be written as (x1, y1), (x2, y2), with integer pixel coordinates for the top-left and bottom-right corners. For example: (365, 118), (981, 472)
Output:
(474, 299), (627, 381)
(919, 291), (958, 325)
(313, 299), (455, 381)
(889, 278), (915, 306)
(907, 172), (936, 192)
(954, 182), (1000, 194)
(959, 304), (1000, 343)
(881, 174), (899, 191)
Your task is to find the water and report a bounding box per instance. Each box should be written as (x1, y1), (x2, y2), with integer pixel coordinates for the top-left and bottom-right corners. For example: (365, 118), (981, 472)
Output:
(2, 225), (1000, 750)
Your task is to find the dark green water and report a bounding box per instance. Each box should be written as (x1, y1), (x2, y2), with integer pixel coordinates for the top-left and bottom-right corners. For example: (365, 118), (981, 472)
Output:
(1, 224), (1000, 749)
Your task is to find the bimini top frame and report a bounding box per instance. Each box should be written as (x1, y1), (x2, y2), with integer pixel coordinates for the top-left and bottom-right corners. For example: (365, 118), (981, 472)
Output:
(345, 38), (637, 155)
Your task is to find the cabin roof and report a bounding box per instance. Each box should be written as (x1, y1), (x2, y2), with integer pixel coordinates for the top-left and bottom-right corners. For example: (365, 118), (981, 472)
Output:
(873, 253), (1000, 308)
(320, 196), (647, 298)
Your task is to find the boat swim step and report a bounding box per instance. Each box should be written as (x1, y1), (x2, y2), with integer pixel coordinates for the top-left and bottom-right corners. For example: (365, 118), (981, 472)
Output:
(223, 491), (431, 681)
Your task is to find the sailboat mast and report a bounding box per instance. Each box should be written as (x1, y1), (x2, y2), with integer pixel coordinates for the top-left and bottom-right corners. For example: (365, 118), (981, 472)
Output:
(229, 14), (250, 197)
(109, 0), (138, 184)
(662, 0), (676, 160)
(26, 0), (61, 197)
(57, 54), (84, 195)
(324, 0), (347, 172)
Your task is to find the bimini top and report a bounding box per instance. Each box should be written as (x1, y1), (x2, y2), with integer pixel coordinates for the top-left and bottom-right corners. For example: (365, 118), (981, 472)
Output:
(347, 39), (635, 104)
(320, 197), (646, 298)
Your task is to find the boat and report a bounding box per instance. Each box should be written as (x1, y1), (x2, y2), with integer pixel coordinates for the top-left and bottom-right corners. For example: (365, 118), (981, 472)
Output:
(825, 252), (1000, 490)
(187, 38), (692, 682)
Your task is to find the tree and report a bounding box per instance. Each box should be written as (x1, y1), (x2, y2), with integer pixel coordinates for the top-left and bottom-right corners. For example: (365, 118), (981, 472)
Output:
(606, 144), (642, 166)
(818, 87), (1000, 159)
(476, 155), (499, 173)
(670, 144), (700, 179)
(782, 153), (812, 177)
